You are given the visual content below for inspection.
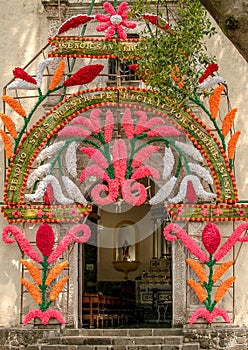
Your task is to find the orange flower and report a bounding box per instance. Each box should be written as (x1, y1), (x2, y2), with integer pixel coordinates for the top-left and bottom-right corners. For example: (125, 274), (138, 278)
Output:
(2, 95), (26, 117)
(49, 60), (65, 90)
(170, 64), (185, 89)
(0, 130), (13, 159)
(0, 113), (17, 138)
(221, 108), (238, 137)
(186, 258), (207, 283)
(46, 261), (69, 286)
(20, 260), (42, 285)
(228, 130), (241, 160)
(50, 276), (69, 301)
(209, 85), (225, 119)
(214, 276), (236, 302)
(212, 261), (234, 283)
(20, 278), (42, 304)
(187, 279), (207, 302)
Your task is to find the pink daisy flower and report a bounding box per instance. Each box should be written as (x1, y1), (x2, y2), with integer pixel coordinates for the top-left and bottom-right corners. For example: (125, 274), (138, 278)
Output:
(95, 2), (136, 40)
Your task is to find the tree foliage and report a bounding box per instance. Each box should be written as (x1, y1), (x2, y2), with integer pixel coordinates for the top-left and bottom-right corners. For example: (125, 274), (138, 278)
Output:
(130, 0), (216, 104)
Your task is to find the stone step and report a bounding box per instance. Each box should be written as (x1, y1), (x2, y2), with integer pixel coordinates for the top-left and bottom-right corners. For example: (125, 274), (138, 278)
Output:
(62, 328), (183, 337)
(27, 346), (183, 350)
(183, 344), (200, 350)
(49, 335), (183, 346)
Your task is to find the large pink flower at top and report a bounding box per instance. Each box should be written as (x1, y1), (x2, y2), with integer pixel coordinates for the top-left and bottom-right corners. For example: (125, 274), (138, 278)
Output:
(95, 2), (136, 40)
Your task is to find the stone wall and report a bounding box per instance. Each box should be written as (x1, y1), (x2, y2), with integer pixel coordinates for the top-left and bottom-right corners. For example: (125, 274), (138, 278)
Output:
(184, 326), (248, 350)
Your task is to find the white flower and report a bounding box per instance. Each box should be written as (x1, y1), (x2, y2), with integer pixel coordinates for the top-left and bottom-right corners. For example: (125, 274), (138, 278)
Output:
(33, 141), (66, 165)
(189, 163), (213, 185)
(25, 175), (74, 205)
(199, 76), (226, 89)
(26, 163), (51, 189)
(169, 175), (216, 203)
(62, 176), (88, 205)
(65, 142), (78, 178)
(7, 59), (53, 90)
(162, 147), (175, 179)
(175, 141), (203, 162)
(149, 176), (177, 205)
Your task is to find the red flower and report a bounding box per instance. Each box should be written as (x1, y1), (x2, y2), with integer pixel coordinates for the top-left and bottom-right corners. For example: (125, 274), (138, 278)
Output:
(36, 224), (55, 257)
(12, 210), (21, 218)
(13, 68), (37, 85)
(36, 209), (45, 218)
(57, 15), (94, 35)
(202, 223), (221, 254)
(198, 63), (219, 83)
(44, 184), (54, 204)
(64, 65), (104, 87)
(95, 2), (136, 40)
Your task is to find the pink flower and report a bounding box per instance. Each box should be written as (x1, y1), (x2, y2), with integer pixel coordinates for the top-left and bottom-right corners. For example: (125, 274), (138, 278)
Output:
(237, 209), (246, 216)
(176, 207), (184, 215)
(12, 210), (21, 218)
(46, 211), (55, 219)
(202, 223), (221, 254)
(36, 224), (55, 257)
(23, 309), (65, 326)
(95, 2), (136, 40)
(36, 209), (45, 218)
(189, 307), (230, 325)
(200, 208), (209, 217)
(213, 208), (223, 217)
(70, 208), (78, 216)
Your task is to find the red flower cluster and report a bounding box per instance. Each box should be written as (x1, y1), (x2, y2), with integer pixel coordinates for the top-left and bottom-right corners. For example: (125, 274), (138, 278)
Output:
(198, 63), (219, 83)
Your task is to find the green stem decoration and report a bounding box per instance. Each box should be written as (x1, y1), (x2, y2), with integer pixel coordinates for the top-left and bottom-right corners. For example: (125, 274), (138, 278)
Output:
(14, 85), (63, 153)
(204, 254), (216, 312)
(190, 89), (226, 152)
(40, 257), (50, 312)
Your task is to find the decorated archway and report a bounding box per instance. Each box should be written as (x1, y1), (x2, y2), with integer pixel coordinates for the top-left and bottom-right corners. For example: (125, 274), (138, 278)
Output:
(1, 0), (248, 328)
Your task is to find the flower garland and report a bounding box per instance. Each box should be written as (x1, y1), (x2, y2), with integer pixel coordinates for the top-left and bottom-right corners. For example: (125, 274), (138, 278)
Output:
(50, 276), (69, 301)
(198, 63), (219, 83)
(26, 164), (51, 189)
(175, 141), (203, 161)
(2, 223), (91, 325)
(228, 131), (241, 160)
(198, 76), (226, 89)
(164, 222), (248, 324)
(0, 130), (13, 159)
(169, 175), (216, 203)
(162, 147), (175, 179)
(48, 60), (65, 90)
(56, 14), (94, 35)
(62, 176), (88, 205)
(209, 85), (225, 120)
(0, 113), (17, 139)
(221, 108), (238, 137)
(65, 141), (78, 178)
(45, 261), (69, 286)
(20, 260), (42, 285)
(149, 176), (177, 205)
(2, 95), (26, 117)
(63, 64), (104, 86)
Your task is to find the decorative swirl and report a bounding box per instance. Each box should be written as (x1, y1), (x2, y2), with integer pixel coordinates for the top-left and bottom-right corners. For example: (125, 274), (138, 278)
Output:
(121, 179), (147, 206)
(2, 225), (41, 263)
(163, 223), (209, 262)
(214, 223), (248, 262)
(47, 224), (91, 264)
(91, 179), (119, 205)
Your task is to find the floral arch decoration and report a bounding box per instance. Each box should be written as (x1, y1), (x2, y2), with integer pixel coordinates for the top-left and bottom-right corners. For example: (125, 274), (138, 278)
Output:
(1, 87), (240, 223)
(1, 0), (248, 327)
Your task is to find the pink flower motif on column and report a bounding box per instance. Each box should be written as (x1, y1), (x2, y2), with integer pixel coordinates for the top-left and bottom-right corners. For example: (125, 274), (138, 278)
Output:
(95, 2), (136, 40)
